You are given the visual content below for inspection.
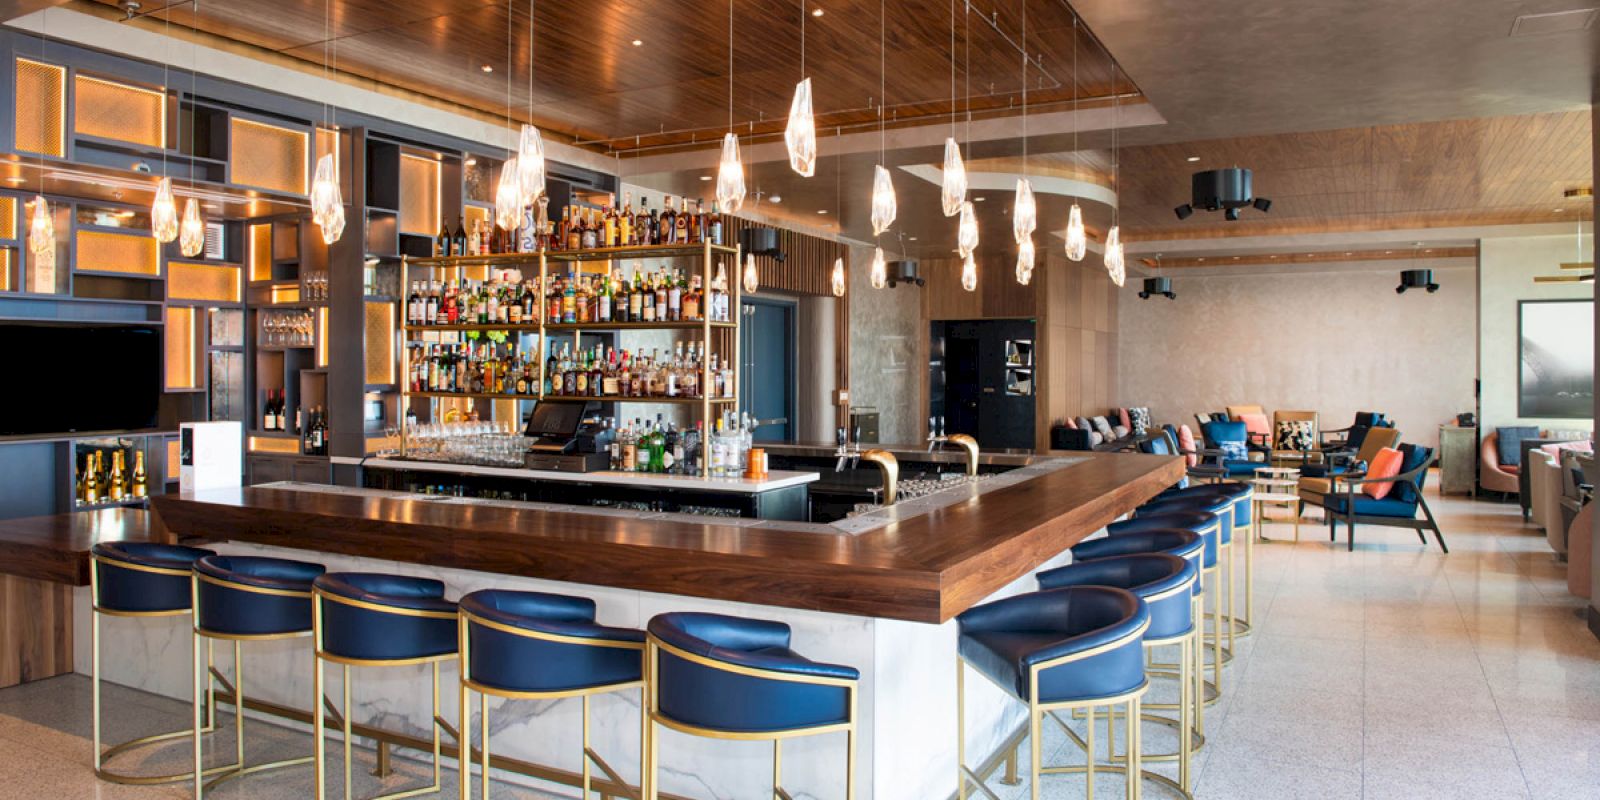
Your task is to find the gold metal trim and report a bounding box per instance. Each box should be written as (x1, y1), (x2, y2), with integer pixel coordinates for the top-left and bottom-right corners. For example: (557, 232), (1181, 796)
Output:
(197, 570), (315, 598)
(314, 587), (458, 619)
(93, 553), (192, 577)
(461, 610), (645, 650)
(648, 637), (859, 689)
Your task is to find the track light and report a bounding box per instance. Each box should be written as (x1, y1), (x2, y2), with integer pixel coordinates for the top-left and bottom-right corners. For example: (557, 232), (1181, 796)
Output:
(1173, 204), (1193, 221)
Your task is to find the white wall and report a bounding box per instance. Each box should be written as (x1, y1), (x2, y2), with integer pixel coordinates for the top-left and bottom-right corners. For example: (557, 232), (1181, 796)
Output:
(1478, 233), (1595, 434)
(1117, 266), (1478, 449)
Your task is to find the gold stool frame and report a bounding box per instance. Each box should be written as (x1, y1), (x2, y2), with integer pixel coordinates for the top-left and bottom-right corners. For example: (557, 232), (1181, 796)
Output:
(313, 589), (459, 800)
(644, 636), (857, 800)
(958, 619), (1152, 800)
(190, 571), (318, 797)
(457, 611), (646, 800)
(1219, 488), (1256, 639)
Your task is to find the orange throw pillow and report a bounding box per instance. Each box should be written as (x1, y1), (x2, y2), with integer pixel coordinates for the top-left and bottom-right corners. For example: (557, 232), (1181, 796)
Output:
(1238, 412), (1270, 439)
(1362, 447), (1404, 500)
(1177, 425), (1199, 467)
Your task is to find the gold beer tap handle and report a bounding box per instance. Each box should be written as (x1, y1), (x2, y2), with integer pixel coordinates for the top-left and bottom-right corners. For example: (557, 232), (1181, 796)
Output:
(860, 449), (899, 506)
(947, 434), (980, 476)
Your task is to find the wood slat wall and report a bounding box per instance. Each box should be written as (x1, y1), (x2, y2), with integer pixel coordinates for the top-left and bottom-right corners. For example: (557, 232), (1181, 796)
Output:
(723, 216), (850, 298)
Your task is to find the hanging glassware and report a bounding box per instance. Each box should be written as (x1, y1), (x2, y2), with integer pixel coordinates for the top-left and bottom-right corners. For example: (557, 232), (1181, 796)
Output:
(870, 164), (897, 236)
(717, 132), (746, 214)
(27, 196), (53, 255)
(515, 124), (547, 206)
(494, 157), (522, 231)
(1065, 202), (1088, 262)
(1104, 225), (1126, 287)
(830, 256), (846, 297)
(785, 78), (817, 177)
(869, 246), (888, 289)
(961, 251), (977, 292)
(179, 198), (206, 257)
(309, 153), (345, 245)
(151, 177), (179, 244)
(1016, 238), (1035, 286)
(742, 253), (760, 293)
(957, 200), (979, 258)
(1013, 178), (1036, 244)
(941, 137), (967, 217)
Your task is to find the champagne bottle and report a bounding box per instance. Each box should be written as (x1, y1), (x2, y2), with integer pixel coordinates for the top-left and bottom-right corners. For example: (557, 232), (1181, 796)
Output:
(131, 450), (148, 499)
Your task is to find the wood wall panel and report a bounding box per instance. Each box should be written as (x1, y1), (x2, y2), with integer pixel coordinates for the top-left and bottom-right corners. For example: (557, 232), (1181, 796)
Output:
(722, 216), (848, 298)
(0, 574), (72, 689)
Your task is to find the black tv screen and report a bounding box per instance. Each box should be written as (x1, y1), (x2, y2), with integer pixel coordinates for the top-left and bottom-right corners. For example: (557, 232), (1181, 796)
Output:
(0, 323), (162, 436)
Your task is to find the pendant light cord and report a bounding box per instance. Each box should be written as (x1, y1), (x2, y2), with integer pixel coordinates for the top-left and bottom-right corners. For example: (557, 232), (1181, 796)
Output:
(504, 0), (512, 158)
(527, 0), (534, 126)
(1020, 0), (1026, 173)
(963, 0), (970, 156)
(950, 0), (956, 137)
(160, 4), (170, 180)
(799, 0), (805, 78)
(189, 0), (199, 189)
(728, 0), (734, 131)
(878, 0), (885, 161)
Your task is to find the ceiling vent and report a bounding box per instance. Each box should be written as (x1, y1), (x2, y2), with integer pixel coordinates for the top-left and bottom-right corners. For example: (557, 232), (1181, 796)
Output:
(1509, 8), (1597, 36)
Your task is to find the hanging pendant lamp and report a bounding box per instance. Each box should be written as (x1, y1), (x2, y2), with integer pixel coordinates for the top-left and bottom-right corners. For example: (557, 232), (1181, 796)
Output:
(516, 124), (547, 205)
(957, 200), (979, 257)
(1065, 203), (1087, 262)
(309, 153), (345, 245)
(831, 256), (847, 297)
(28, 196), (53, 255)
(1016, 239), (1035, 286)
(785, 78), (816, 177)
(151, 177), (179, 244)
(961, 251), (977, 292)
(870, 164), (897, 237)
(1104, 225), (1125, 287)
(179, 198), (206, 257)
(941, 137), (967, 217)
(742, 253), (760, 293)
(869, 246), (888, 289)
(717, 133), (747, 214)
(494, 157), (522, 231)
(1013, 178), (1036, 244)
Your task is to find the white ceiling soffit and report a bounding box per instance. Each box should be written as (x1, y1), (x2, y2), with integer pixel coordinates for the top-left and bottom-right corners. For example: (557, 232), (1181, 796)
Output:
(899, 165), (1119, 209)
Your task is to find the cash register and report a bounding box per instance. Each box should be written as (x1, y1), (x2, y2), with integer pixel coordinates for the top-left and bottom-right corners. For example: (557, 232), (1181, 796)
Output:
(522, 401), (610, 472)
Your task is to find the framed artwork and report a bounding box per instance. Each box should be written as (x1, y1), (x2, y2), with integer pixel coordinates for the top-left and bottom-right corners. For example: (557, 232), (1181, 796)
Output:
(1518, 299), (1594, 419)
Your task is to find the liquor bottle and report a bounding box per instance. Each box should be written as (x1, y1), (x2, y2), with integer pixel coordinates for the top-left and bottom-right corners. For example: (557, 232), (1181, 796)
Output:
(131, 450), (147, 499)
(707, 200), (723, 245)
(108, 450), (125, 502)
(560, 205), (574, 250)
(408, 281), (422, 326)
(452, 217), (468, 256)
(82, 451), (100, 505)
(468, 220), (482, 256)
(620, 192), (635, 246)
(637, 197), (654, 245)
(668, 270), (683, 321)
(660, 196), (677, 244)
(437, 219), (452, 256)
(262, 390), (275, 431)
(684, 275), (702, 321)
(653, 273), (668, 321)
(603, 198), (619, 248)
(676, 197), (690, 243)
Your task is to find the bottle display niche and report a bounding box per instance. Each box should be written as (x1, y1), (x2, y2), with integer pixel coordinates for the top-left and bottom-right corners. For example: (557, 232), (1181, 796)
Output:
(433, 192), (726, 258)
(405, 262), (732, 327)
(74, 439), (150, 508)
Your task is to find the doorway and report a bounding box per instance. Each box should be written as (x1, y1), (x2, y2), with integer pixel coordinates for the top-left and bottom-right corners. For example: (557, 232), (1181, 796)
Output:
(740, 296), (797, 442)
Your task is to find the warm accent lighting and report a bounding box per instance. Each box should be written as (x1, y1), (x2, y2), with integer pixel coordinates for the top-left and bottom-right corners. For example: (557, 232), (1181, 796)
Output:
(151, 176), (179, 243)
(27, 196), (53, 255)
(309, 153), (345, 244)
(957, 200), (979, 257)
(494, 156), (522, 231)
(1065, 203), (1087, 262)
(1012, 178), (1036, 243)
(941, 137), (967, 217)
(179, 198), (205, 257)
(831, 256), (846, 297)
(1016, 238), (1035, 286)
(870, 247), (887, 289)
(871, 164), (897, 236)
(1104, 225), (1126, 287)
(961, 251), (977, 292)
(516, 124), (547, 205)
(785, 78), (816, 177)
(742, 253), (760, 293)
(717, 132), (746, 213)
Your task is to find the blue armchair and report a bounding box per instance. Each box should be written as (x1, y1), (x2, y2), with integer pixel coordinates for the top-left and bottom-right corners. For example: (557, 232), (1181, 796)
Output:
(1200, 420), (1263, 478)
(1306, 443), (1446, 553)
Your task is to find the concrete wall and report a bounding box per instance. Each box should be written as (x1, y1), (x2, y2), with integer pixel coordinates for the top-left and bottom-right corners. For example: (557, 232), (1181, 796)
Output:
(846, 244), (921, 445)
(1117, 265), (1478, 448)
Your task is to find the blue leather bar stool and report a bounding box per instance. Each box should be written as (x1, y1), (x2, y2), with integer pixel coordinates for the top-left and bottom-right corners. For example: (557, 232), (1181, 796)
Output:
(1039, 555), (1200, 798)
(1137, 493), (1235, 666)
(191, 554), (326, 797)
(1162, 482), (1256, 638)
(89, 542), (217, 785)
(645, 612), (859, 800)
(957, 586), (1151, 800)
(457, 590), (645, 800)
(313, 573), (460, 800)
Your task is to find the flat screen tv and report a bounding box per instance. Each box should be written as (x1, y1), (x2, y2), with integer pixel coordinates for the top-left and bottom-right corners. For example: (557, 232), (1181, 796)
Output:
(0, 323), (162, 436)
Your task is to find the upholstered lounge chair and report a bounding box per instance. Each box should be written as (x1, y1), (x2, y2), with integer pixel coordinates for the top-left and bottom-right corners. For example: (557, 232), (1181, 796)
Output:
(1298, 426), (1401, 508)
(1310, 443), (1446, 553)
(1479, 431), (1521, 498)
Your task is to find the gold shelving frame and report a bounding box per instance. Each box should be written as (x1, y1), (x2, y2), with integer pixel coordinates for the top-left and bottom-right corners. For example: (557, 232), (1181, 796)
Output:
(399, 241), (742, 477)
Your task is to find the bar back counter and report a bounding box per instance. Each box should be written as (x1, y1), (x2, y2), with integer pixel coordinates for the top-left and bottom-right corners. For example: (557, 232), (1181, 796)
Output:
(45, 449), (1180, 799)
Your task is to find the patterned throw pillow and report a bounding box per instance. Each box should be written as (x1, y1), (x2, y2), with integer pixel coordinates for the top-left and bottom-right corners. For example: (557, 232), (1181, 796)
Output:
(1218, 440), (1248, 461)
(1129, 407), (1152, 437)
(1275, 420), (1316, 451)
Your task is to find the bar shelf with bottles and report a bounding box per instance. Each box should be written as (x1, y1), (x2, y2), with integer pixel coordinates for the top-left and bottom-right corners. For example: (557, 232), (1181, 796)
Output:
(398, 191), (743, 477)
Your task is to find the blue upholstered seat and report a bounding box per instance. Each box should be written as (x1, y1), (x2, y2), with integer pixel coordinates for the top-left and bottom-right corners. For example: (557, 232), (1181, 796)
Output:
(91, 542), (216, 613)
(648, 612), (858, 734)
(1162, 481), (1254, 528)
(1200, 421), (1261, 475)
(1108, 511), (1219, 568)
(957, 587), (1149, 704)
(1038, 554), (1197, 640)
(1319, 494), (1419, 518)
(1138, 493), (1234, 545)
(313, 572), (458, 662)
(460, 589), (643, 694)
(195, 555), (324, 637)
(1071, 528), (1206, 595)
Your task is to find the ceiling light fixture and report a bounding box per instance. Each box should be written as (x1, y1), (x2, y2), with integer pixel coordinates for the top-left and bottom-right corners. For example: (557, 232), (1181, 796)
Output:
(868, 0), (896, 238)
(743, 252), (760, 293)
(1186, 156), (1200, 162)
(812, 7), (824, 16)
(716, 0), (746, 214)
(699, 175), (713, 181)
(150, 6), (177, 244)
(784, 0), (816, 177)
(1012, 0), (1034, 286)
(481, 64), (494, 72)
(940, 0), (965, 217)
(516, 0), (547, 207)
(961, 250), (977, 292)
(831, 256), (846, 297)
(631, 39), (643, 46)
(958, 200), (979, 257)
(817, 209), (829, 214)
(1062, 14), (1087, 262)
(769, 195), (782, 204)
(870, 246), (888, 289)
(493, 0), (520, 231)
(1016, 238), (1035, 285)
(177, 1), (211, 255)
(28, 195), (52, 256)
(309, 0), (345, 243)
(1104, 62), (1124, 287)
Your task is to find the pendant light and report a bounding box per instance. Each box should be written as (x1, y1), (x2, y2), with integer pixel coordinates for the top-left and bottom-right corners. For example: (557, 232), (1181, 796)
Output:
(784, 0), (816, 177)
(1104, 225), (1125, 287)
(869, 246), (888, 289)
(1012, 0), (1036, 271)
(939, 1), (965, 216)
(1013, 179), (1036, 244)
(957, 200), (979, 257)
(831, 257), (846, 297)
(1063, 14), (1087, 262)
(517, 0), (546, 206)
(309, 0), (345, 244)
(179, 198), (206, 256)
(28, 196), (53, 256)
(868, 0), (895, 237)
(494, 157), (521, 231)
(1016, 238), (1035, 285)
(716, 0), (746, 214)
(830, 127), (846, 297)
(743, 252), (760, 293)
(1104, 57), (1124, 287)
(960, 251), (977, 292)
(151, 176), (179, 243)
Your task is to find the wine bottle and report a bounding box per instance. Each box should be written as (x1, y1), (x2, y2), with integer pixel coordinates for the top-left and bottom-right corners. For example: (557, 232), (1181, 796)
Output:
(452, 217), (467, 256)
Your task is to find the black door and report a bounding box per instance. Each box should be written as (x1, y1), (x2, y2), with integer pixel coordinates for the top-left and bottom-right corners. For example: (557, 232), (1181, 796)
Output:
(739, 297), (796, 442)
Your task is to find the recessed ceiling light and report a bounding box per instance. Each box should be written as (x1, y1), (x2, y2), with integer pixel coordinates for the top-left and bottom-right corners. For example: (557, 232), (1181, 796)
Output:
(1554, 207), (1565, 212)
(1345, 251), (1352, 256)
(974, 196), (985, 202)
(1385, 250), (1393, 254)
(4, 176), (24, 184)
(812, 7), (824, 16)
(769, 195), (782, 204)
(465, 158), (477, 166)
(480, 64), (493, 73)
(631, 39), (643, 46)
(909, 236), (918, 241)
(1186, 156), (1200, 162)
(1232, 256), (1240, 260)
(817, 209), (829, 214)
(699, 175), (712, 181)
(1197, 257), (1205, 262)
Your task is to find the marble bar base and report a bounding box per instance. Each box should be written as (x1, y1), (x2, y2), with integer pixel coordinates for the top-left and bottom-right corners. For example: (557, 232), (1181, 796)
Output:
(73, 539), (1079, 799)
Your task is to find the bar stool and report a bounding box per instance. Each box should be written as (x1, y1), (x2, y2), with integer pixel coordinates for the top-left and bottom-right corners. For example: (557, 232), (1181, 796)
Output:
(89, 542), (217, 785)
(645, 612), (859, 800)
(191, 554), (326, 797)
(1160, 482), (1256, 639)
(457, 589), (645, 800)
(313, 573), (460, 800)
(1039, 554), (1199, 798)
(1136, 494), (1235, 679)
(956, 586), (1151, 800)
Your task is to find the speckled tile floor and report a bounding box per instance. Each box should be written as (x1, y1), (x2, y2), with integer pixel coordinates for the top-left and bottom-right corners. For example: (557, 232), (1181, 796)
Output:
(2, 480), (1596, 799)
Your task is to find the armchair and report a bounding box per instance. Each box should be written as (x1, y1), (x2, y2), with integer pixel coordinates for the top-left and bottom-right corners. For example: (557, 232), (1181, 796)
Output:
(1297, 426), (1401, 508)
(1320, 411), (1388, 452)
(1137, 425), (1224, 485)
(1310, 443), (1447, 552)
(1528, 449), (1565, 552)
(1225, 405), (1272, 455)
(1270, 410), (1322, 466)
(1200, 420), (1265, 478)
(1479, 431), (1521, 498)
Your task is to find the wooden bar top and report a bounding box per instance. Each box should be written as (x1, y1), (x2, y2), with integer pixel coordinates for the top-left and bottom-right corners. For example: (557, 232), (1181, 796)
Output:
(149, 451), (1182, 623)
(0, 508), (170, 585)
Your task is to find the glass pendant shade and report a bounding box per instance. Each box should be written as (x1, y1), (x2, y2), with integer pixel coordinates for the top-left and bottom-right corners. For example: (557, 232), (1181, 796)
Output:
(957, 201), (979, 258)
(1064, 202), (1088, 262)
(179, 198), (206, 257)
(869, 246), (888, 289)
(941, 137), (967, 217)
(494, 157), (522, 231)
(742, 253), (760, 294)
(717, 132), (747, 214)
(715, 260), (729, 291)
(27, 196), (53, 255)
(830, 256), (846, 297)
(1104, 225), (1126, 287)
(516, 124), (547, 206)
(870, 164), (897, 236)
(1015, 238), (1035, 285)
(784, 78), (817, 177)
(960, 251), (977, 292)
(1013, 178), (1037, 244)
(151, 177), (179, 244)
(309, 153), (345, 245)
